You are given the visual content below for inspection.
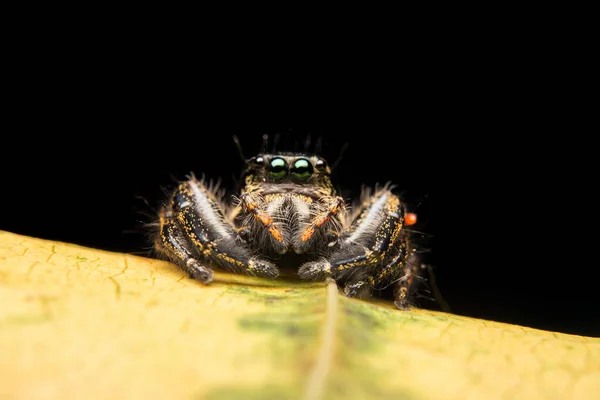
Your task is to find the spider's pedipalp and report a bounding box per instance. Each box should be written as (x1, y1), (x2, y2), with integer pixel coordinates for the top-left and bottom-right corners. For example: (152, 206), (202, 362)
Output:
(295, 196), (345, 254)
(239, 192), (288, 254)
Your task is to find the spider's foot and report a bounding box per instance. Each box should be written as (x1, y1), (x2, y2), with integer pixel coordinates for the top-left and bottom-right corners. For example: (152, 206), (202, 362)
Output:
(298, 259), (332, 281)
(394, 287), (411, 310)
(248, 257), (279, 278)
(394, 299), (411, 310)
(187, 259), (214, 283)
(343, 280), (369, 298)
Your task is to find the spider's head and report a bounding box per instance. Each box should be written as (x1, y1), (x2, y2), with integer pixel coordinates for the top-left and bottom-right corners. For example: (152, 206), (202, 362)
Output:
(243, 152), (332, 184)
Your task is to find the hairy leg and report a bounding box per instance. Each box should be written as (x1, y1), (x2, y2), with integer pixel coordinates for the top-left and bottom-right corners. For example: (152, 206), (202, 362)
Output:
(156, 179), (278, 281)
(300, 189), (419, 308)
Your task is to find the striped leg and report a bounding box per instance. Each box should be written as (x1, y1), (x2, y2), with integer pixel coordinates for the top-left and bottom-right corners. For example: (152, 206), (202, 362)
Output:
(157, 211), (214, 282)
(156, 179), (279, 281)
(300, 189), (416, 308)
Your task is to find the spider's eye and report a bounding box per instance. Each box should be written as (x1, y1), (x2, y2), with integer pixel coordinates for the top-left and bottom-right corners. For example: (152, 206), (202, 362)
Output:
(255, 156), (264, 164)
(269, 157), (287, 177)
(292, 158), (313, 178)
(315, 159), (327, 170)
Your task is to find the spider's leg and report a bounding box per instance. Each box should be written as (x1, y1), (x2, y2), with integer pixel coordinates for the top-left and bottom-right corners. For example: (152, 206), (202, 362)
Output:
(300, 189), (403, 277)
(157, 211), (213, 283)
(342, 241), (420, 309)
(392, 251), (421, 310)
(300, 189), (413, 305)
(239, 192), (288, 254)
(157, 180), (278, 281)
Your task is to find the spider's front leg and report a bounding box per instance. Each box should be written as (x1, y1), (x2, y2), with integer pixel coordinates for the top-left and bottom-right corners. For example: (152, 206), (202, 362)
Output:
(299, 188), (419, 309)
(156, 179), (279, 282)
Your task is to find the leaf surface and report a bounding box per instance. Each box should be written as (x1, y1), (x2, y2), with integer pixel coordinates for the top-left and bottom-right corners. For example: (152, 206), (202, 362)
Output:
(1, 230), (598, 400)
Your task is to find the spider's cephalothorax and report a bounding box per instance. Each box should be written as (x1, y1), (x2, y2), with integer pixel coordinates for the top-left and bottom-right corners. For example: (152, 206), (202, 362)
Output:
(155, 150), (421, 309)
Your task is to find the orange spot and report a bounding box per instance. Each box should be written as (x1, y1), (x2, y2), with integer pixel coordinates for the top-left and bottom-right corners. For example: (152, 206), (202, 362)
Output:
(256, 212), (272, 226)
(301, 226), (315, 242)
(241, 194), (256, 210)
(269, 226), (284, 242)
(314, 214), (329, 227)
(313, 201), (341, 227)
(405, 213), (417, 226)
(254, 211), (284, 242)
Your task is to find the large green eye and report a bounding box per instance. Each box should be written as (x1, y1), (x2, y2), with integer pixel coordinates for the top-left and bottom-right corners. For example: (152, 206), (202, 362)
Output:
(269, 157), (287, 177)
(292, 158), (313, 178)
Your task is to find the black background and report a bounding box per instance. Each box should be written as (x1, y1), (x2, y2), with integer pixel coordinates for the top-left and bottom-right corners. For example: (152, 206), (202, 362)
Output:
(1, 60), (597, 337)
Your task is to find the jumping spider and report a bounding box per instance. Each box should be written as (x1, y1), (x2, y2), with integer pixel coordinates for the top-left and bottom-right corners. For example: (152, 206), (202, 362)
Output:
(154, 140), (422, 309)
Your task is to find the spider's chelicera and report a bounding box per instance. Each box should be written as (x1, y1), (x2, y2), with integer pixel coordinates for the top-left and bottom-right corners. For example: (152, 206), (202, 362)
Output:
(154, 143), (421, 309)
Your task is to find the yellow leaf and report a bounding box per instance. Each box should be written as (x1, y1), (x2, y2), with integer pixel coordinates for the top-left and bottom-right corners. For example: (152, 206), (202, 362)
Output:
(1, 230), (599, 400)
